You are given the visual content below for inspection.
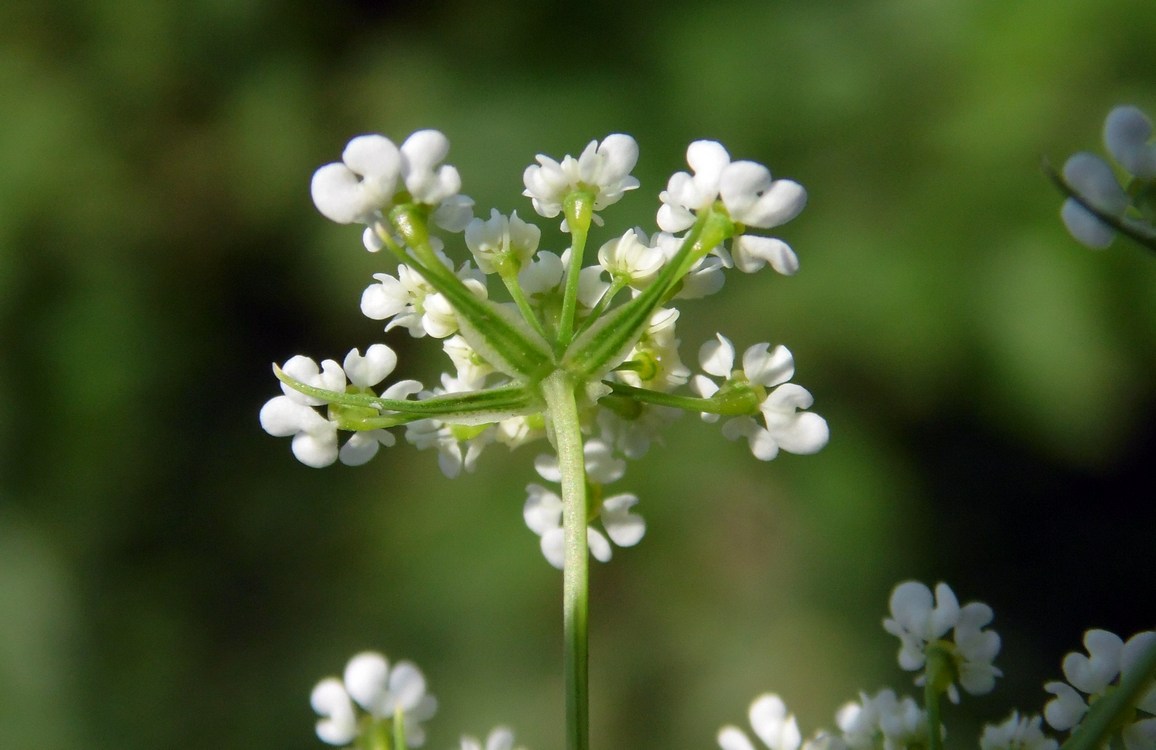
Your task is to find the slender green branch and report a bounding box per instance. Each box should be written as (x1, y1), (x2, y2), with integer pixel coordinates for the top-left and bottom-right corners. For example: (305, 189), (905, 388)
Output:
(498, 266), (552, 342)
(572, 276), (629, 340)
(602, 380), (761, 416)
(540, 370), (590, 750)
(274, 367), (541, 421)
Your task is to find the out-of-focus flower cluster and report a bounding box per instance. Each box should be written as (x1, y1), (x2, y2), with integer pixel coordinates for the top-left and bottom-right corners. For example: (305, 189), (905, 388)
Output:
(1059, 105), (1156, 250)
(718, 582), (1156, 750)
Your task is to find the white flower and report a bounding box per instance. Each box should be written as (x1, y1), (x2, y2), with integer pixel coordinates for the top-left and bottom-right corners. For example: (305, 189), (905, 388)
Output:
(361, 258), (488, 339)
(442, 334), (495, 384)
(311, 130), (473, 246)
(595, 228), (666, 289)
(658, 140), (806, 275)
(614, 307), (690, 392)
(259, 348), (412, 467)
(460, 727), (526, 750)
(311, 651), (437, 748)
(652, 230), (726, 298)
(464, 209), (541, 274)
(405, 373), (495, 478)
(522, 134), (640, 228)
(1044, 629), (1156, 750)
(312, 134), (402, 225)
(1060, 152), (1130, 249)
(980, 713), (1058, 750)
(718, 694), (802, 750)
(1105, 105), (1156, 179)
(691, 334), (828, 460)
(523, 439), (644, 569)
(836, 689), (934, 750)
(882, 581), (1002, 703)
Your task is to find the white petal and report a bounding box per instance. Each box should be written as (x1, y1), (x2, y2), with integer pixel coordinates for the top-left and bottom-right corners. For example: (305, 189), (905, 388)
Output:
(597, 133), (640, 180)
(686, 140), (731, 198)
(533, 452), (562, 483)
(344, 651), (390, 714)
(311, 163), (371, 224)
(290, 426), (339, 468)
(339, 431), (391, 466)
(732, 235), (800, 276)
(524, 485), (563, 535)
(1065, 629), (1123, 693)
(601, 493), (646, 547)
(720, 162), (806, 229)
(343, 134), (401, 181)
(657, 201), (696, 233)
(700, 333), (736, 377)
(484, 727), (516, 750)
(719, 726), (759, 750)
(260, 395), (324, 437)
(1063, 153), (1129, 215)
(361, 273), (407, 321)
(750, 694), (801, 750)
(311, 678), (358, 746)
(692, 373), (721, 399)
(1061, 199), (1118, 249)
(588, 527), (613, 562)
(343, 344), (398, 388)
(1122, 717), (1156, 750)
(386, 661), (428, 713)
(1043, 681), (1087, 731)
(1105, 106), (1156, 179)
(401, 129), (450, 172)
(540, 528), (565, 569)
(742, 344), (795, 388)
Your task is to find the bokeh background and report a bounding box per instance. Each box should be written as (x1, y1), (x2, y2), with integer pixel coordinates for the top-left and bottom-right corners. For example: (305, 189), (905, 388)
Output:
(2, 0), (1154, 748)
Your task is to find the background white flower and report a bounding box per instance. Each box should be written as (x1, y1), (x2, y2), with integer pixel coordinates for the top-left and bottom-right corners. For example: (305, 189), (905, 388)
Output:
(460, 726), (526, 750)
(1105, 105), (1156, 180)
(980, 712), (1058, 750)
(1044, 629), (1156, 750)
(718, 693), (802, 750)
(882, 581), (1001, 703)
(311, 651), (437, 748)
(692, 334), (829, 460)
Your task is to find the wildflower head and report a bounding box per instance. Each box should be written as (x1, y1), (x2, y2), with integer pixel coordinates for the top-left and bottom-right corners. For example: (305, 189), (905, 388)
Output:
(1056, 104), (1156, 251)
(882, 581), (1002, 703)
(310, 651), (437, 748)
(1043, 629), (1156, 750)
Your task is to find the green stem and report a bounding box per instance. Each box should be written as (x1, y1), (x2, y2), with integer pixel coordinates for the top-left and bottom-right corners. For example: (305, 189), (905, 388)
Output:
(557, 192), (595, 350)
(924, 675), (943, 750)
(540, 370), (590, 750)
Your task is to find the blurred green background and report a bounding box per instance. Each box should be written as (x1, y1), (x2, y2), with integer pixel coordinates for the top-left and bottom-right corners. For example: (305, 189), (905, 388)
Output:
(2, 0), (1154, 748)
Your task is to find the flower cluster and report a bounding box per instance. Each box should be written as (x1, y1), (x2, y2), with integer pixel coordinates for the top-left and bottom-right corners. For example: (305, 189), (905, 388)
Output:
(523, 438), (645, 569)
(1058, 105), (1156, 250)
(262, 129), (828, 566)
(883, 580), (1002, 703)
(1044, 629), (1156, 750)
(719, 582), (1156, 750)
(718, 688), (939, 750)
(310, 651), (437, 748)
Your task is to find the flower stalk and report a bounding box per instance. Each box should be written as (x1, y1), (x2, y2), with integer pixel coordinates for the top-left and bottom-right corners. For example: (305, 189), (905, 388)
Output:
(540, 369), (590, 750)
